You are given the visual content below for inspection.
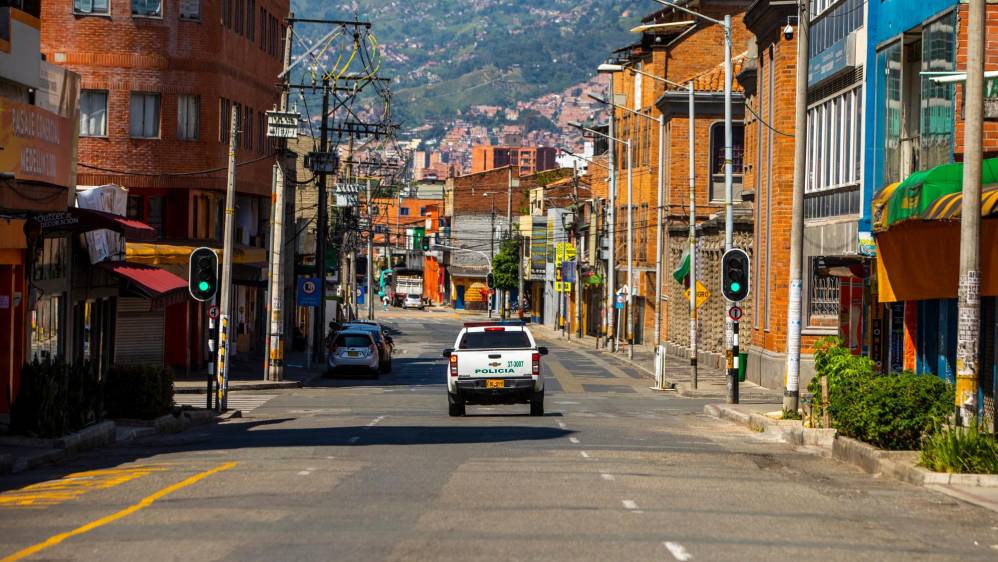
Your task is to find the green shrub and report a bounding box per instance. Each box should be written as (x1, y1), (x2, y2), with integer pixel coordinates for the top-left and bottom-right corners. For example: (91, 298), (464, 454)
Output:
(65, 361), (103, 430)
(10, 359), (68, 438)
(105, 364), (174, 420)
(808, 338), (952, 450)
(921, 425), (998, 474)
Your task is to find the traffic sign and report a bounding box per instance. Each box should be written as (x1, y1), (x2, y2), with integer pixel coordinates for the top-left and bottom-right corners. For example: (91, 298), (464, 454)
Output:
(207, 305), (219, 320)
(297, 277), (321, 307)
(684, 280), (711, 309)
(615, 293), (626, 309)
(728, 305), (743, 321)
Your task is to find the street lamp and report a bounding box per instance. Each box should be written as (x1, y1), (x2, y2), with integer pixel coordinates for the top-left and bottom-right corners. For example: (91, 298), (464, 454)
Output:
(569, 120), (633, 359)
(596, 63), (700, 387)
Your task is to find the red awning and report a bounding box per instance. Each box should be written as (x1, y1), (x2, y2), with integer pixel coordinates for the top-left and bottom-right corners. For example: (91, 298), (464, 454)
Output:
(70, 208), (157, 240)
(98, 261), (189, 308)
(31, 208), (157, 240)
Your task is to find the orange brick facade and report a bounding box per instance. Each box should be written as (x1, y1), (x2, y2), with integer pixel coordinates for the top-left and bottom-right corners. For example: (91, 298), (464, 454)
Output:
(607, 0), (752, 347)
(470, 145), (559, 176)
(41, 0), (286, 236)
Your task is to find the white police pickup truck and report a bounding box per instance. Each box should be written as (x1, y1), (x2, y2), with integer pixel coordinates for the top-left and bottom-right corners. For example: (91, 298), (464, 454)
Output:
(442, 322), (549, 417)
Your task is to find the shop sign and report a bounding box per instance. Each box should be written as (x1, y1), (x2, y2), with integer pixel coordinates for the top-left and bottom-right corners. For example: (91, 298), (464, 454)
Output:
(0, 98), (74, 187)
(858, 231), (876, 257)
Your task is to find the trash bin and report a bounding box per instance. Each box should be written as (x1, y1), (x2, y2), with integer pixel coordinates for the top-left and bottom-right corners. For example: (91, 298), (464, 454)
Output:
(738, 352), (748, 382)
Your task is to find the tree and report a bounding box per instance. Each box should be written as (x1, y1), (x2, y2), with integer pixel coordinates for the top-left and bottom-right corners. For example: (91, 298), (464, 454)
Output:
(491, 238), (520, 291)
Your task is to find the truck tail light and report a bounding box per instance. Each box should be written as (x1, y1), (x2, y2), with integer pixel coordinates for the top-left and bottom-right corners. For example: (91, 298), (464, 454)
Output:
(532, 353), (540, 375)
(449, 354), (458, 376)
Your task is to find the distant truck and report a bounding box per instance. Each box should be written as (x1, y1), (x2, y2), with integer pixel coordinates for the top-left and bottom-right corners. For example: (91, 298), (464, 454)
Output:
(392, 269), (423, 306)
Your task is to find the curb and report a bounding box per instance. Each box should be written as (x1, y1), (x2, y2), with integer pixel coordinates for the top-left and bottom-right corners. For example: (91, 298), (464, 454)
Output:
(173, 380), (302, 394)
(705, 403), (998, 492)
(1, 409), (232, 475)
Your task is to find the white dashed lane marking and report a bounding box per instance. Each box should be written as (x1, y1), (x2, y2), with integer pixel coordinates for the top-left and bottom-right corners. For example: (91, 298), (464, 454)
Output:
(621, 500), (639, 510)
(600, 473), (614, 481)
(580, 451), (591, 459)
(568, 437), (580, 444)
(663, 542), (693, 561)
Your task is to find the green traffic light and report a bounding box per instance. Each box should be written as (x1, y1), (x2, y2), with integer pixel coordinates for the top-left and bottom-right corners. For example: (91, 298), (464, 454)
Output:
(198, 281), (211, 292)
(730, 282), (741, 293)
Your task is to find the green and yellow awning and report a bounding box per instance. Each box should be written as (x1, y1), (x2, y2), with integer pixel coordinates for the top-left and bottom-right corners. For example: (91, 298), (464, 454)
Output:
(872, 158), (998, 232)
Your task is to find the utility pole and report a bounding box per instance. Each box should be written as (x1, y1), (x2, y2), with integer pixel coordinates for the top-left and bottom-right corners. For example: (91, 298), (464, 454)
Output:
(653, 113), (665, 350)
(312, 77), (331, 360)
(606, 75), (617, 352)
(783, 2), (809, 413)
(216, 105), (239, 411)
(490, 199), (496, 318)
(574, 170), (583, 339)
(518, 231), (525, 320)
(366, 178), (374, 320)
(957, 0), (985, 426)
(265, 17), (294, 382)
(625, 140), (633, 359)
(688, 83), (698, 389)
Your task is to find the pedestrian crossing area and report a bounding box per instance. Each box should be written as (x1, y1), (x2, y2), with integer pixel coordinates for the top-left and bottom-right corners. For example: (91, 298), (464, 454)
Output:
(173, 393), (278, 414)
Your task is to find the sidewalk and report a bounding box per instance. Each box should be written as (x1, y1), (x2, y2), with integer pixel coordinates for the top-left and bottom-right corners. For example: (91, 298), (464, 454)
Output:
(530, 323), (782, 401)
(706, 403), (998, 513)
(173, 350), (322, 394)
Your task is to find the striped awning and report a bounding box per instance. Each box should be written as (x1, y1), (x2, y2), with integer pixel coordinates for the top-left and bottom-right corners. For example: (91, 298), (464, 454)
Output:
(921, 183), (998, 220)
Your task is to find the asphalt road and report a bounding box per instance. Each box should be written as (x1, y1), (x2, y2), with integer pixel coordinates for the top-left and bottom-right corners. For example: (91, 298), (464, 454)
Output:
(2, 310), (998, 561)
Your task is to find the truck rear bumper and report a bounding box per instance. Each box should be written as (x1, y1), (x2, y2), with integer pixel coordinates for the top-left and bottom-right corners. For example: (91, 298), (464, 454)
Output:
(454, 377), (537, 405)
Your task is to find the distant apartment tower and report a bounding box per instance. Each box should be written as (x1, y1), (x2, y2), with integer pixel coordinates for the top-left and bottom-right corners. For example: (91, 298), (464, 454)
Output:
(471, 145), (558, 176)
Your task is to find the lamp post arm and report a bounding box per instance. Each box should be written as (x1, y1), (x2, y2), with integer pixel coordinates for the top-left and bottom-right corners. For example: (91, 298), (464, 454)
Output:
(651, 0), (725, 27)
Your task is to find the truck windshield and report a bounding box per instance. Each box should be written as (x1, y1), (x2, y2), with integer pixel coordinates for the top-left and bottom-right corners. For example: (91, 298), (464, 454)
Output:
(458, 331), (532, 350)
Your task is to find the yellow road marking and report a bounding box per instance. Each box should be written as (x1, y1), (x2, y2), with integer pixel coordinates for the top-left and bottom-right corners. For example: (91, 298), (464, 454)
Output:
(544, 356), (584, 394)
(0, 466), (169, 509)
(0, 462), (237, 562)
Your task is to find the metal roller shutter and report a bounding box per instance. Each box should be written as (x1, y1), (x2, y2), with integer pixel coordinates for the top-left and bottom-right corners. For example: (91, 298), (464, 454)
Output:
(114, 297), (165, 365)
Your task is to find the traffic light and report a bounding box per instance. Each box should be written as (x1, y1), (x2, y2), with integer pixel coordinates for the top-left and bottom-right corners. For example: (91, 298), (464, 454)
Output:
(721, 248), (750, 302)
(189, 247), (219, 301)
(486, 272), (495, 289)
(421, 237), (430, 251)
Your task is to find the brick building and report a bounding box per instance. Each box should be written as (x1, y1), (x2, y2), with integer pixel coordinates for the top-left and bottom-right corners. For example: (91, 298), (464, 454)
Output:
(603, 0), (752, 351)
(738, 0), (801, 391)
(471, 145), (558, 176)
(40, 0), (288, 370)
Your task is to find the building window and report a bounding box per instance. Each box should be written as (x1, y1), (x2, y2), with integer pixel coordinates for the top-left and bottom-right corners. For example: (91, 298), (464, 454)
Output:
(219, 98), (231, 143)
(127, 195), (143, 220)
(808, 258), (841, 324)
(31, 295), (63, 363)
(709, 122), (745, 203)
(131, 0), (161, 17)
(257, 111), (265, 154)
(79, 90), (108, 137)
(179, 0), (199, 19)
(921, 12), (956, 170)
(147, 196), (164, 233)
(400, 208), (410, 216)
(805, 85), (862, 196)
(74, 0), (109, 15)
(808, 0), (863, 59)
(259, 7), (267, 49)
(879, 41), (903, 187)
(419, 207), (426, 216)
(222, 0), (231, 27)
(234, 0), (243, 34)
(247, 0), (255, 41)
(243, 106), (253, 149)
(129, 92), (161, 138)
(177, 95), (199, 140)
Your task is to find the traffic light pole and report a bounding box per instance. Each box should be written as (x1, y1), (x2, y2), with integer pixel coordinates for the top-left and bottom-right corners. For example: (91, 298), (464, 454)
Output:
(730, 315), (740, 404)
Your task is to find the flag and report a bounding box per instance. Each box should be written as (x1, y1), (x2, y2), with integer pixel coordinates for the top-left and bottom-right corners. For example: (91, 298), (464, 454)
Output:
(672, 250), (690, 285)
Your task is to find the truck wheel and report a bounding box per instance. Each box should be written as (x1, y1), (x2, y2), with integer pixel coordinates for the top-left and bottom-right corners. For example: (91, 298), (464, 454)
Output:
(448, 393), (466, 417)
(530, 391), (544, 417)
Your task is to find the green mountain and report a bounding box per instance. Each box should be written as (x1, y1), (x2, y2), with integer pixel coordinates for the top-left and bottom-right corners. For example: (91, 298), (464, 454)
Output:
(290, 0), (644, 128)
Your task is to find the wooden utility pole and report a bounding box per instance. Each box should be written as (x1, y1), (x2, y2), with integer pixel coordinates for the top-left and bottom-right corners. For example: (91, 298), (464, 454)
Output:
(957, 0), (986, 425)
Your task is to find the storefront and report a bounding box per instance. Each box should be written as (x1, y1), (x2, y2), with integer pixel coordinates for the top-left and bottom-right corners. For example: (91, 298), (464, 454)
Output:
(873, 160), (998, 429)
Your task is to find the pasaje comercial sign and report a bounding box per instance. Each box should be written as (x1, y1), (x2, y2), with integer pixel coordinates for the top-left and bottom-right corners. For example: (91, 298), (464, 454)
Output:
(0, 98), (74, 188)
